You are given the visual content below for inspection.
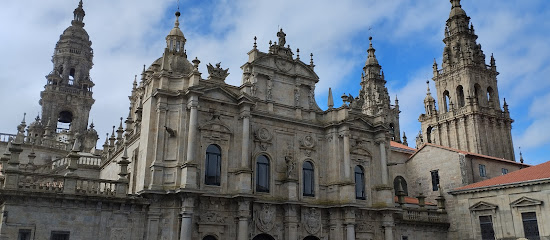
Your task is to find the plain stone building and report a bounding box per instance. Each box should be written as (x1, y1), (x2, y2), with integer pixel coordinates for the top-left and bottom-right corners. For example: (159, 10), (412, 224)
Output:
(0, 0), (544, 240)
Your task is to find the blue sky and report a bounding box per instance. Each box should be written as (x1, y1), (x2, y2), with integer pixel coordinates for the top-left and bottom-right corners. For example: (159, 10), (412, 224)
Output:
(0, 0), (549, 164)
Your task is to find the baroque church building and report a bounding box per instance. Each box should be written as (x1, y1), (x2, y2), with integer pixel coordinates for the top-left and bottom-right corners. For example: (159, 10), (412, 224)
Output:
(0, 1), (542, 240)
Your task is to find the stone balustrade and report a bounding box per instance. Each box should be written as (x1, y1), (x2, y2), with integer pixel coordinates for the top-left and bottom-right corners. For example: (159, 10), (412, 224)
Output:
(1, 170), (128, 198)
(51, 156), (102, 169)
(0, 133), (15, 142)
(400, 209), (448, 223)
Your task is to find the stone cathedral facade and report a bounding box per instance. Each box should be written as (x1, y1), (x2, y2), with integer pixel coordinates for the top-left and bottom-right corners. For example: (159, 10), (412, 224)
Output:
(0, 0), (533, 240)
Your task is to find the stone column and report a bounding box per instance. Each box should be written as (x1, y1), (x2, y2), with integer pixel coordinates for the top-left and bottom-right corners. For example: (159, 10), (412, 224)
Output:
(346, 224), (355, 240)
(382, 213), (394, 240)
(379, 141), (388, 185)
(345, 208), (355, 240)
(342, 128), (351, 179)
(240, 108), (250, 168)
(179, 196), (195, 240)
(284, 204), (298, 240)
(186, 95), (199, 163)
(181, 95), (199, 188)
(237, 200), (251, 240)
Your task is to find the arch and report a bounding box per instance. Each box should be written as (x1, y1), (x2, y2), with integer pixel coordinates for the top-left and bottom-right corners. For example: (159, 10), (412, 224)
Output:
(487, 87), (495, 107)
(443, 90), (450, 112)
(426, 126), (433, 144)
(202, 235), (217, 240)
(256, 155), (270, 192)
(58, 110), (73, 124)
(304, 236), (321, 240)
(393, 176), (408, 196)
(355, 165), (366, 200)
(205, 144), (221, 186)
(303, 161), (315, 197)
(456, 85), (465, 107)
(252, 234), (276, 240)
(389, 123), (396, 141)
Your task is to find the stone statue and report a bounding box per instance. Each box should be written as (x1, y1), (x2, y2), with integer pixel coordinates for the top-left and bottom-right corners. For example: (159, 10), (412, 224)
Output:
(277, 29), (286, 47)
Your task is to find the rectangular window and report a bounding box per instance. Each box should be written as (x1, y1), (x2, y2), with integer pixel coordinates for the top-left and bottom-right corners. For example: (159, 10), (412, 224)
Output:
(479, 215), (495, 240)
(18, 229), (31, 240)
(502, 168), (508, 175)
(431, 170), (440, 191)
(401, 236), (409, 240)
(479, 164), (487, 177)
(50, 231), (70, 240)
(522, 212), (540, 240)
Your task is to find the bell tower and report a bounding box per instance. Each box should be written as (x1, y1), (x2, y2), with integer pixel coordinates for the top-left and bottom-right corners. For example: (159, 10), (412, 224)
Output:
(419, 0), (515, 160)
(40, 0), (95, 136)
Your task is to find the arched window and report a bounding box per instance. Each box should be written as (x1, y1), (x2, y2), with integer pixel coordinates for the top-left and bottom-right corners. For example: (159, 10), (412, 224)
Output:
(393, 176), (408, 196)
(303, 161), (315, 197)
(256, 155), (270, 192)
(355, 165), (366, 200)
(456, 85), (465, 107)
(443, 90), (450, 112)
(205, 144), (221, 186)
(203, 235), (217, 240)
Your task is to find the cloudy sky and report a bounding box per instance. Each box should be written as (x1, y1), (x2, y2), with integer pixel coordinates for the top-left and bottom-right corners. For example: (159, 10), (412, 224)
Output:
(1, 0), (549, 164)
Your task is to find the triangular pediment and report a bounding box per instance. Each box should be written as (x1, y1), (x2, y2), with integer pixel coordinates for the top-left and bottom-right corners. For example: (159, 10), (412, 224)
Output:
(202, 86), (239, 103)
(510, 196), (542, 208)
(470, 201), (498, 212)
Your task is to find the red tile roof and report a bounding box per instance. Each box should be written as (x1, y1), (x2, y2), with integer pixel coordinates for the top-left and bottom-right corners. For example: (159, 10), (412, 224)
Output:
(393, 196), (436, 205)
(455, 160), (550, 191)
(390, 141), (416, 153)
(408, 143), (530, 167)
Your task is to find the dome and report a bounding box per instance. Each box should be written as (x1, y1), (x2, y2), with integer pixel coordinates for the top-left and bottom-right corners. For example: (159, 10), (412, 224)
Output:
(169, 27), (184, 37)
(449, 0), (466, 18)
(61, 25), (90, 42)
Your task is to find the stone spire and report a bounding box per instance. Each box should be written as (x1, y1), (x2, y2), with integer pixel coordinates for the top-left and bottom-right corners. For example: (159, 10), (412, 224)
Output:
(419, 0), (514, 161)
(72, 0), (85, 27)
(41, 0), (94, 136)
(327, 88), (334, 109)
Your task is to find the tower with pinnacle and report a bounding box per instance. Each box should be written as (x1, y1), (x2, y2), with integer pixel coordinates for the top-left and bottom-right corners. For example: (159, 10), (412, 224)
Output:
(40, 0), (95, 136)
(419, 0), (515, 160)
(359, 37), (401, 142)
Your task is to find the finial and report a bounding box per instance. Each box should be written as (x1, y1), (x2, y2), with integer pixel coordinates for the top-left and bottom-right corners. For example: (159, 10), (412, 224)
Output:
(369, 36), (373, 47)
(89, 121), (94, 129)
(310, 53), (314, 67)
(174, 11), (181, 28)
(21, 112), (26, 124)
(296, 48), (300, 60)
(450, 0), (461, 8)
(253, 36), (257, 49)
(142, 64), (146, 73)
(133, 75), (138, 89)
(327, 88), (334, 109)
(192, 57), (200, 70)
(269, 40), (272, 47)
(519, 147), (524, 163)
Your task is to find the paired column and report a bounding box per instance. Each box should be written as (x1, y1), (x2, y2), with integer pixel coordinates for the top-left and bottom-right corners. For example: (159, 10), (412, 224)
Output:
(240, 106), (251, 168)
(186, 95), (199, 163)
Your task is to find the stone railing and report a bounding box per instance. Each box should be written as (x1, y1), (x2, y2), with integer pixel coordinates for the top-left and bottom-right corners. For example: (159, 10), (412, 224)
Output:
(400, 209), (448, 224)
(0, 133), (16, 142)
(51, 156), (102, 169)
(1, 170), (128, 198)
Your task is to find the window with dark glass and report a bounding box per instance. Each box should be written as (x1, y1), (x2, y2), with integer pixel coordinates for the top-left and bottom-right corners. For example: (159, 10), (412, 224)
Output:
(303, 161), (315, 197)
(355, 165), (366, 200)
(479, 215), (495, 240)
(50, 231), (70, 240)
(393, 176), (408, 196)
(479, 164), (487, 177)
(522, 212), (540, 240)
(18, 229), (31, 240)
(256, 155), (270, 192)
(502, 168), (508, 175)
(431, 170), (440, 191)
(205, 144), (221, 186)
